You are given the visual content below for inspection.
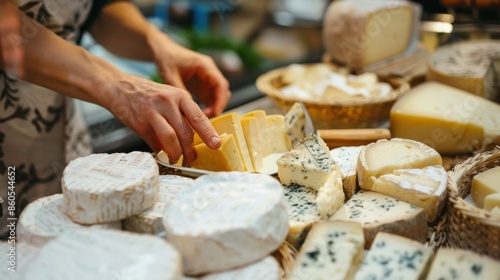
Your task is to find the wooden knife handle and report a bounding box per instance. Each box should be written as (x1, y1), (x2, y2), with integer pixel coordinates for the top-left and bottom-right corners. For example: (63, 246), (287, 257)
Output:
(317, 128), (391, 148)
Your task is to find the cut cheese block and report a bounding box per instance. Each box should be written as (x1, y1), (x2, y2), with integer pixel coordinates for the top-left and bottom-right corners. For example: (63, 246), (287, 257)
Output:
(330, 146), (364, 200)
(484, 193), (500, 211)
(490, 207), (500, 217)
(17, 194), (121, 247)
(357, 138), (442, 190)
(266, 115), (289, 154)
(330, 190), (427, 248)
(24, 228), (182, 280)
(315, 170), (345, 218)
(1, 242), (39, 279)
(284, 102), (306, 149)
(240, 116), (264, 172)
(471, 166), (500, 208)
(427, 40), (500, 100)
(390, 82), (500, 154)
(123, 175), (194, 235)
(162, 172), (288, 275)
(370, 165), (448, 222)
(287, 221), (365, 280)
(191, 133), (245, 172)
(323, 0), (415, 67)
(354, 232), (433, 280)
(62, 152), (159, 224)
(426, 248), (500, 280)
(242, 110), (271, 156)
(201, 256), (280, 280)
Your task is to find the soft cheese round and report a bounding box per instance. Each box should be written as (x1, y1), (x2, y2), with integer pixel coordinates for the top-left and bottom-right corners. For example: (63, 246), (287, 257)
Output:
(62, 152), (159, 224)
(24, 228), (182, 280)
(162, 172), (288, 275)
(17, 194), (121, 247)
(1, 242), (39, 280)
(201, 256), (280, 280)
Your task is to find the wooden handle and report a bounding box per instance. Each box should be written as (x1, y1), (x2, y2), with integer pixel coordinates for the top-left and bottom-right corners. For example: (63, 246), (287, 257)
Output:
(317, 128), (391, 149)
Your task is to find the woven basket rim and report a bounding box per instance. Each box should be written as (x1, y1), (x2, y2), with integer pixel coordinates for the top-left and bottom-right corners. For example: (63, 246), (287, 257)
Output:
(447, 147), (500, 227)
(255, 63), (411, 107)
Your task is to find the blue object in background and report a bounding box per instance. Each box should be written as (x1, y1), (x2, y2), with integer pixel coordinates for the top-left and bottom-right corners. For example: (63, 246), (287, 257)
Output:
(154, 0), (170, 28)
(193, 1), (210, 34)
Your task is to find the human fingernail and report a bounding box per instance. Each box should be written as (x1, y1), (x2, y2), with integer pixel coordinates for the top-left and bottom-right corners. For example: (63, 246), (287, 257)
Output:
(211, 136), (220, 147)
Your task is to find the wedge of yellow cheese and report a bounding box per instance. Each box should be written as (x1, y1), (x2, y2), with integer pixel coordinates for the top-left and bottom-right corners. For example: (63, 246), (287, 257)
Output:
(265, 115), (288, 154)
(240, 116), (264, 172)
(242, 110), (271, 156)
(191, 133), (245, 172)
(484, 193), (500, 212)
(471, 166), (500, 208)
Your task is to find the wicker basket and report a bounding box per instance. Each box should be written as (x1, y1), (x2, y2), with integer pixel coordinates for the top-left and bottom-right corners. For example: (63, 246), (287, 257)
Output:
(256, 64), (411, 129)
(446, 147), (500, 260)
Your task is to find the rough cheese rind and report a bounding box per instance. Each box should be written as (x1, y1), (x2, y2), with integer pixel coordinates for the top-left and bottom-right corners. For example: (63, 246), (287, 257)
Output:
(371, 165), (448, 222)
(1, 242), (39, 279)
(354, 232), (433, 280)
(284, 102), (306, 149)
(288, 221), (365, 280)
(201, 256), (280, 280)
(426, 248), (500, 280)
(62, 152), (159, 224)
(357, 138), (442, 189)
(390, 81), (500, 154)
(17, 194), (121, 247)
(24, 228), (182, 280)
(123, 175), (194, 235)
(330, 146), (364, 200)
(162, 172), (288, 275)
(330, 190), (427, 248)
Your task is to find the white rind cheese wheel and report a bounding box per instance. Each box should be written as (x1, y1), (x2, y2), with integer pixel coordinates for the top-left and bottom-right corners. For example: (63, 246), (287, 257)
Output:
(123, 175), (194, 235)
(201, 256), (280, 280)
(162, 172), (288, 275)
(17, 194), (121, 247)
(1, 242), (39, 279)
(25, 228), (182, 280)
(330, 146), (364, 200)
(62, 152), (159, 224)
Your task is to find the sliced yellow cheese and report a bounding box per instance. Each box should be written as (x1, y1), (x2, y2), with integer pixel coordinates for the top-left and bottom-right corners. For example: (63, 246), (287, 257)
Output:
(191, 133), (245, 172)
(265, 115), (289, 154)
(484, 193), (500, 212)
(240, 116), (263, 172)
(390, 82), (500, 154)
(242, 110), (271, 156)
(357, 138), (442, 190)
(471, 166), (500, 208)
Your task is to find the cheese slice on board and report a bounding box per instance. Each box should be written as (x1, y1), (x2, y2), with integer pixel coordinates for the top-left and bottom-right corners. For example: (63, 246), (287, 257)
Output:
(1, 242), (39, 279)
(242, 110), (271, 156)
(426, 248), (500, 280)
(17, 194), (121, 247)
(484, 193), (500, 211)
(370, 165), (448, 222)
(354, 232), (433, 280)
(323, 0), (415, 68)
(284, 102), (306, 149)
(24, 228), (182, 280)
(191, 133), (245, 172)
(287, 221), (365, 280)
(123, 175), (194, 235)
(330, 146), (364, 200)
(266, 115), (289, 154)
(62, 152), (159, 224)
(240, 116), (264, 172)
(330, 190), (427, 248)
(471, 166), (500, 208)
(357, 138), (442, 190)
(390, 82), (500, 154)
(162, 172), (288, 275)
(201, 256), (280, 280)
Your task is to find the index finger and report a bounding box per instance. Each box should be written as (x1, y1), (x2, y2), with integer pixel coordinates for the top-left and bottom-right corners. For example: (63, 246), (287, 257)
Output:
(180, 97), (221, 150)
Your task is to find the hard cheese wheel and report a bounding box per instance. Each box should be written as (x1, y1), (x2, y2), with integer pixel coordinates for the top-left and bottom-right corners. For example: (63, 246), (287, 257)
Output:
(17, 194), (121, 247)
(201, 256), (280, 280)
(25, 228), (182, 280)
(162, 172), (288, 275)
(62, 152), (159, 224)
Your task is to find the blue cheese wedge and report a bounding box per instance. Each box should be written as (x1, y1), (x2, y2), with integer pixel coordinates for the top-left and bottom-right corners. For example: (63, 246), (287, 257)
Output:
(330, 146), (364, 200)
(330, 190), (427, 248)
(426, 248), (500, 280)
(284, 102), (306, 149)
(288, 221), (365, 280)
(354, 232), (433, 280)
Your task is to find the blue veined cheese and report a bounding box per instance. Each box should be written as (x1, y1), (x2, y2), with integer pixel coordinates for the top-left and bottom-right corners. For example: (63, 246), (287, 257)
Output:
(330, 190), (427, 248)
(330, 146), (365, 200)
(284, 102), (306, 149)
(287, 221), (365, 280)
(62, 152), (159, 224)
(427, 248), (500, 280)
(370, 165), (448, 222)
(162, 172), (288, 276)
(201, 256), (280, 280)
(354, 232), (433, 280)
(17, 194), (121, 247)
(24, 228), (182, 280)
(123, 175), (194, 235)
